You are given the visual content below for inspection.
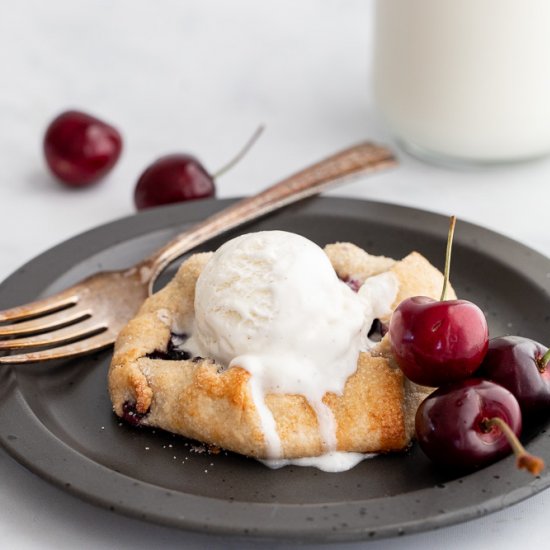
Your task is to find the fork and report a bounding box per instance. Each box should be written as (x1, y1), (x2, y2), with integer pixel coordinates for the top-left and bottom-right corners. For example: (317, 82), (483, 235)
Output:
(0, 142), (396, 364)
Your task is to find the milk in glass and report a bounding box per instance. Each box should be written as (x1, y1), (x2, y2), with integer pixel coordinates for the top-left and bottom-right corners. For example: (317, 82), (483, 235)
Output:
(373, 0), (550, 164)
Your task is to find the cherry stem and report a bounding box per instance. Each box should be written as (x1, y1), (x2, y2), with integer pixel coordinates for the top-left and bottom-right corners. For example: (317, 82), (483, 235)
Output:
(439, 215), (457, 302)
(538, 348), (550, 372)
(482, 417), (545, 476)
(212, 125), (265, 179)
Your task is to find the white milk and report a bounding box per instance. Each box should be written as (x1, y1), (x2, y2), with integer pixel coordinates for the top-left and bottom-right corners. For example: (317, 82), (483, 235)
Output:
(373, 0), (550, 164)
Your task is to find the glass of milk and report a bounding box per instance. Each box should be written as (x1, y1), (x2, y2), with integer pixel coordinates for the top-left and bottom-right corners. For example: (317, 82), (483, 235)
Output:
(372, 0), (550, 165)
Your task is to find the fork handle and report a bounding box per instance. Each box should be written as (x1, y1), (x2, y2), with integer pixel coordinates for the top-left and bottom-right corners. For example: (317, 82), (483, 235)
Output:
(143, 141), (397, 287)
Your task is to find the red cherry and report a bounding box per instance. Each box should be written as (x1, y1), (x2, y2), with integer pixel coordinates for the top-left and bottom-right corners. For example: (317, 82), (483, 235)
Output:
(133, 125), (264, 211)
(415, 379), (544, 475)
(389, 296), (489, 386)
(134, 154), (215, 210)
(389, 216), (488, 386)
(43, 110), (122, 187)
(477, 336), (550, 419)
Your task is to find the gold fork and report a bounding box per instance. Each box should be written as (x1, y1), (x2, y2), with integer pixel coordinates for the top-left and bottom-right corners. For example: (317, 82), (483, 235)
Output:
(0, 142), (396, 364)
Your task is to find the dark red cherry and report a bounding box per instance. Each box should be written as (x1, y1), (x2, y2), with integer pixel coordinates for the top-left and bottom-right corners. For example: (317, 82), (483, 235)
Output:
(477, 336), (550, 419)
(389, 216), (489, 386)
(134, 154), (215, 210)
(389, 296), (489, 386)
(134, 125), (264, 210)
(44, 110), (122, 186)
(416, 379), (523, 470)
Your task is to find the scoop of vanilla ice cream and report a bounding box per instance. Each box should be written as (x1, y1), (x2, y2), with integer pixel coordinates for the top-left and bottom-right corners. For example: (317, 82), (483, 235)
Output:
(186, 231), (366, 392)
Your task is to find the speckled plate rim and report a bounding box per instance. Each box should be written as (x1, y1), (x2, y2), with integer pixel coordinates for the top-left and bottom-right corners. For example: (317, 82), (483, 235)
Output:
(1, 197), (549, 542)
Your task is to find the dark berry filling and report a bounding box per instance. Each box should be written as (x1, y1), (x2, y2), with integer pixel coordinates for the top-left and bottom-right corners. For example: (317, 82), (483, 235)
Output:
(121, 401), (147, 427)
(147, 332), (191, 361)
(341, 275), (362, 293)
(368, 318), (388, 342)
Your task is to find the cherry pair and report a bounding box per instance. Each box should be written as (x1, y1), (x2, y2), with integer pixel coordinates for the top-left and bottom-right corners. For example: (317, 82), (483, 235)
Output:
(44, 110), (262, 210)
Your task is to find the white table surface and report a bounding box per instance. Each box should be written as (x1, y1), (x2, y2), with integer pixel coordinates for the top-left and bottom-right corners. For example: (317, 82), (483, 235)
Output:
(1, 1), (550, 548)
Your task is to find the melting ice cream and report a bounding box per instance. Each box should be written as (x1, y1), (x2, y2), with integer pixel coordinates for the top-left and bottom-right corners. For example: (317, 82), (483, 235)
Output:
(185, 230), (397, 471)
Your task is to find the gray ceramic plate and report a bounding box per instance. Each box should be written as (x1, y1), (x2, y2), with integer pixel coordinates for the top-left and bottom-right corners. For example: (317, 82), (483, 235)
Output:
(1, 197), (549, 542)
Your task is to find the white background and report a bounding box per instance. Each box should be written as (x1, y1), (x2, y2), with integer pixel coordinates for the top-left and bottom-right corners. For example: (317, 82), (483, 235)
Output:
(1, 1), (549, 548)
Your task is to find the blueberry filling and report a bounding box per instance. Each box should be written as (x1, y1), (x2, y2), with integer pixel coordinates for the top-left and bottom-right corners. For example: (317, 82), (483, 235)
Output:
(147, 332), (191, 361)
(368, 318), (388, 342)
(121, 401), (148, 427)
